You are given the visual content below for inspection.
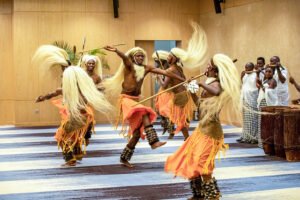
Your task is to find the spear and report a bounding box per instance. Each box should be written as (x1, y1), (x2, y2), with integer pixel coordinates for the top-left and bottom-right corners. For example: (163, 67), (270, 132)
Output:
(78, 36), (86, 65)
(79, 43), (126, 53)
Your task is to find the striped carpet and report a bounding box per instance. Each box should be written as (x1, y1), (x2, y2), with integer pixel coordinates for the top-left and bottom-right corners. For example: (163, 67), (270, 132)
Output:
(0, 122), (299, 200)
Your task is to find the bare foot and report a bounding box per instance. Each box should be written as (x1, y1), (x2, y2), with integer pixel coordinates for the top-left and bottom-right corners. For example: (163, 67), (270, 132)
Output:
(120, 159), (134, 168)
(162, 128), (168, 135)
(61, 160), (76, 167)
(75, 154), (83, 161)
(151, 141), (167, 149)
(168, 134), (174, 139)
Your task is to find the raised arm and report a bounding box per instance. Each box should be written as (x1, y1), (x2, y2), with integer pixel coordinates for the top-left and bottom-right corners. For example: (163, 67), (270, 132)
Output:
(241, 71), (246, 81)
(35, 88), (62, 103)
(104, 46), (132, 70)
(290, 76), (300, 92)
(157, 75), (171, 89)
(276, 63), (286, 83)
(199, 81), (222, 96)
(146, 65), (185, 82)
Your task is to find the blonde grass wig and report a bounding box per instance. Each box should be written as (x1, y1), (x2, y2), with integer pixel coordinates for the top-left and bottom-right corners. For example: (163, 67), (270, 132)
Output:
(200, 54), (241, 124)
(81, 55), (103, 79)
(101, 47), (147, 99)
(170, 22), (207, 70)
(151, 50), (169, 61)
(62, 66), (114, 123)
(32, 45), (70, 75)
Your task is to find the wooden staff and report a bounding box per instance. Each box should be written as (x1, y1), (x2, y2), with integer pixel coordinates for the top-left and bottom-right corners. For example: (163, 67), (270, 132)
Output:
(78, 36), (86, 64)
(79, 43), (126, 53)
(133, 73), (205, 106)
(154, 51), (164, 84)
(155, 51), (164, 69)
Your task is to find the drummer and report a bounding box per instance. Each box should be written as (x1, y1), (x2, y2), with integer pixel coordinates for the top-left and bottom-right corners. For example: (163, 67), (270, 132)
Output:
(256, 66), (278, 148)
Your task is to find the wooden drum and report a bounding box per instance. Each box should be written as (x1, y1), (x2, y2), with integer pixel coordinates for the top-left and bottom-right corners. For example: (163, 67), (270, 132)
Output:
(273, 107), (292, 158)
(261, 107), (276, 155)
(283, 109), (300, 161)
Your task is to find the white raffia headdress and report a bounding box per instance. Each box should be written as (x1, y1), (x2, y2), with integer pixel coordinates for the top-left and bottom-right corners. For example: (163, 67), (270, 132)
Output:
(81, 54), (103, 79)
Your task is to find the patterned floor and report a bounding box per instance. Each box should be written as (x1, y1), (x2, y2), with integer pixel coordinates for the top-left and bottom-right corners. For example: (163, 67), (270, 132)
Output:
(0, 122), (299, 200)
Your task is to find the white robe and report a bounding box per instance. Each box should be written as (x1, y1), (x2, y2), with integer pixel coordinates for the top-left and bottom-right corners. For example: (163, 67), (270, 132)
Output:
(273, 67), (289, 106)
(257, 80), (278, 107)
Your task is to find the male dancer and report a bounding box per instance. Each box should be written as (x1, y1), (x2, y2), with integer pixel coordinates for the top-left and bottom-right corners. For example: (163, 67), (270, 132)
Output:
(152, 50), (175, 138)
(102, 46), (185, 168)
(155, 22), (208, 140)
(165, 54), (241, 200)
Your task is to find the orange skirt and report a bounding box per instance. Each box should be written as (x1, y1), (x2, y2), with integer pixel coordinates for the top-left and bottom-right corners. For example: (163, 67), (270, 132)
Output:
(155, 88), (172, 116)
(167, 93), (194, 134)
(165, 126), (227, 179)
(55, 106), (95, 154)
(117, 94), (157, 140)
(51, 98), (68, 120)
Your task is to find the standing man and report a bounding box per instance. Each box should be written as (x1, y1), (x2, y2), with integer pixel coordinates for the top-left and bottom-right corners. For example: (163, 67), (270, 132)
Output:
(237, 62), (259, 144)
(269, 56), (289, 105)
(102, 46), (185, 168)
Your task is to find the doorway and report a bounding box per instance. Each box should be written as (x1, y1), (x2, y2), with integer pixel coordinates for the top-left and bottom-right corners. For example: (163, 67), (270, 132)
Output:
(135, 40), (180, 109)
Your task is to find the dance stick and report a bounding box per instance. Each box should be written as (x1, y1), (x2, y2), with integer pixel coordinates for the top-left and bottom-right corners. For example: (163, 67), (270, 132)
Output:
(79, 44), (126, 53)
(78, 36), (86, 64)
(155, 51), (164, 69)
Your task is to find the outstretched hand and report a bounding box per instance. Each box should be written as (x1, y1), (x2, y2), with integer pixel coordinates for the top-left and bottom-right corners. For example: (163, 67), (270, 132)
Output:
(35, 96), (45, 103)
(289, 76), (295, 84)
(104, 45), (117, 52)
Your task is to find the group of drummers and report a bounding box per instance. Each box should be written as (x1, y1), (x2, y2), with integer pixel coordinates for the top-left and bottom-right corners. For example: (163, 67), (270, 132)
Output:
(238, 55), (300, 147)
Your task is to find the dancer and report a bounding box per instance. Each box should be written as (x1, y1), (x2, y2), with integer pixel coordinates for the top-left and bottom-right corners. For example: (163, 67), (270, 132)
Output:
(152, 50), (175, 138)
(158, 22), (207, 140)
(81, 54), (102, 85)
(56, 66), (113, 166)
(102, 45), (185, 168)
(33, 45), (70, 103)
(32, 45), (113, 166)
(165, 54), (241, 200)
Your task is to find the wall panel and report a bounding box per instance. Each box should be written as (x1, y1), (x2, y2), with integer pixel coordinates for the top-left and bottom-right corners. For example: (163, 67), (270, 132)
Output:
(0, 0), (14, 125)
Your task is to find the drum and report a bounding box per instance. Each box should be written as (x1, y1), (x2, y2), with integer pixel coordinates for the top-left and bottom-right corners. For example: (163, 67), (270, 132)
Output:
(260, 107), (276, 155)
(273, 107), (291, 158)
(260, 106), (288, 156)
(283, 109), (300, 161)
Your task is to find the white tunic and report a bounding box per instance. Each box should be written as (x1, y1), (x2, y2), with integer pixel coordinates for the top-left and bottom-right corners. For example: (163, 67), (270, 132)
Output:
(273, 67), (289, 105)
(241, 73), (258, 105)
(257, 79), (278, 106)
